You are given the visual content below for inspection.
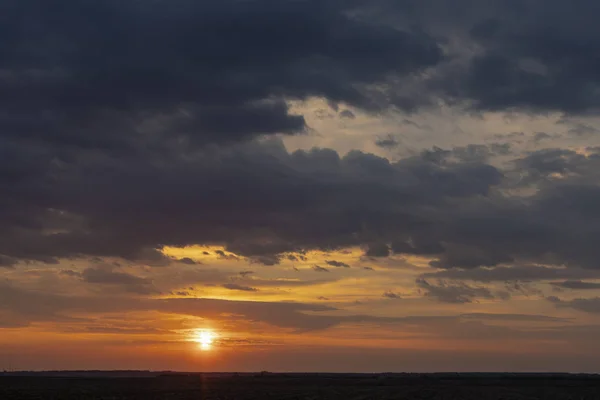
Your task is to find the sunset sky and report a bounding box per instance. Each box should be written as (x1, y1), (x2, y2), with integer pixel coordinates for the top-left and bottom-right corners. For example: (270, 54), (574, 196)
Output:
(4, 0), (600, 372)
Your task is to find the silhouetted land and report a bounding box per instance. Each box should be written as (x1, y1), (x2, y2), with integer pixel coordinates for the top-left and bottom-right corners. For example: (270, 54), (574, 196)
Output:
(1, 372), (600, 399)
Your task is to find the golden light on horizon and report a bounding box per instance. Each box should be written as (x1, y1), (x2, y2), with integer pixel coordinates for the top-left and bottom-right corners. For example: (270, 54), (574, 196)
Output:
(193, 329), (216, 351)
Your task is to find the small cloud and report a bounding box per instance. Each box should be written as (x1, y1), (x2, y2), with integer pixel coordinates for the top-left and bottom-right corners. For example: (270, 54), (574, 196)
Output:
(375, 134), (400, 149)
(239, 270), (254, 277)
(318, 296), (330, 301)
(547, 295), (561, 304)
(364, 266), (374, 271)
(568, 123), (599, 137)
(178, 257), (197, 265)
(533, 132), (552, 142)
(383, 291), (401, 299)
(325, 260), (350, 268)
(365, 243), (390, 258)
(249, 255), (281, 266)
(215, 250), (239, 261)
(288, 253), (307, 262)
(313, 265), (330, 273)
(416, 278), (496, 304)
(339, 109), (355, 119)
(203, 251), (210, 255)
(222, 283), (259, 292)
(402, 119), (422, 129)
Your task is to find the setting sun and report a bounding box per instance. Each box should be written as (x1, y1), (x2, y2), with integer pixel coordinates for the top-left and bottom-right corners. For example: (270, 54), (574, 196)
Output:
(194, 330), (216, 350)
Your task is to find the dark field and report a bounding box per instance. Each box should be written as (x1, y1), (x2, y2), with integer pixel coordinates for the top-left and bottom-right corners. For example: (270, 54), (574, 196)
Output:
(1, 373), (600, 400)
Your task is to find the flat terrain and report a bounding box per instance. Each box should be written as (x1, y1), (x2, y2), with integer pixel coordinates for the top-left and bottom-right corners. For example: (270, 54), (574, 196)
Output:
(1, 373), (600, 399)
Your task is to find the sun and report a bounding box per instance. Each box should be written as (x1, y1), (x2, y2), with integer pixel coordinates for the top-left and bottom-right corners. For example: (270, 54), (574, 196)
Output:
(193, 329), (216, 350)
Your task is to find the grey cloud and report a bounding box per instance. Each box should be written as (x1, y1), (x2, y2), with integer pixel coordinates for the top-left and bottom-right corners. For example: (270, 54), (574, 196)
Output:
(313, 265), (330, 273)
(0, 0), (443, 159)
(549, 296), (600, 314)
(422, 265), (600, 282)
(60, 269), (82, 278)
(375, 134), (401, 149)
(177, 257), (197, 265)
(356, 0), (600, 114)
(365, 243), (391, 258)
(81, 265), (159, 295)
(241, 278), (337, 288)
(551, 280), (600, 290)
(459, 313), (570, 323)
(438, 0), (600, 113)
(0, 281), (578, 334)
(339, 110), (356, 119)
(4, 2), (600, 276)
(5, 139), (600, 275)
(533, 132), (553, 142)
(222, 283), (259, 292)
(416, 278), (497, 304)
(249, 255), (281, 266)
(325, 260), (350, 268)
(383, 291), (401, 299)
(0, 255), (17, 268)
(82, 266), (151, 286)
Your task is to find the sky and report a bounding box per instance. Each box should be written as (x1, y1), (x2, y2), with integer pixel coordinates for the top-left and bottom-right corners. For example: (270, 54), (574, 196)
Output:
(4, 0), (600, 373)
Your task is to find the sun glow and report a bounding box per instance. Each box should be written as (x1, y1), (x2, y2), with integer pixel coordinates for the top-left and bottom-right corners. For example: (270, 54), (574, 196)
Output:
(194, 329), (216, 350)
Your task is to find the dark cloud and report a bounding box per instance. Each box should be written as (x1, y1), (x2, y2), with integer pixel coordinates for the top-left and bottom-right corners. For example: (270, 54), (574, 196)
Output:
(6, 140), (600, 276)
(82, 266), (151, 286)
(533, 132), (553, 142)
(431, 0), (600, 113)
(177, 257), (197, 265)
(375, 134), (400, 149)
(551, 280), (600, 290)
(422, 266), (600, 283)
(349, 0), (600, 114)
(7, 136), (600, 284)
(0, 0), (444, 159)
(416, 278), (497, 304)
(0, 140), (509, 265)
(391, 238), (444, 256)
(365, 243), (391, 258)
(60, 269), (82, 278)
(249, 255), (281, 266)
(222, 283), (259, 292)
(4, 1), (600, 280)
(80, 265), (159, 295)
(339, 110), (356, 119)
(215, 251), (239, 261)
(313, 265), (330, 273)
(459, 313), (570, 323)
(383, 291), (401, 299)
(325, 260), (350, 268)
(549, 296), (600, 314)
(0, 255), (17, 268)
